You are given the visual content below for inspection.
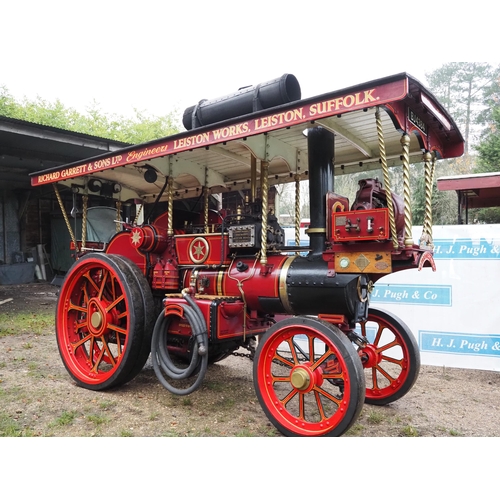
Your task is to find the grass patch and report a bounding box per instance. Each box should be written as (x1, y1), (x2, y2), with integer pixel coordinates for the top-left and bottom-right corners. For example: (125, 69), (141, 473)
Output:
(0, 412), (35, 437)
(161, 429), (186, 437)
(86, 414), (109, 426)
(204, 381), (226, 392)
(366, 409), (385, 425)
(344, 423), (365, 436)
(120, 429), (134, 437)
(51, 410), (77, 427)
(0, 312), (53, 337)
(0, 413), (21, 436)
(261, 427), (280, 437)
(214, 397), (236, 410)
(27, 363), (45, 379)
(400, 425), (419, 437)
(99, 400), (116, 411)
(0, 385), (23, 403)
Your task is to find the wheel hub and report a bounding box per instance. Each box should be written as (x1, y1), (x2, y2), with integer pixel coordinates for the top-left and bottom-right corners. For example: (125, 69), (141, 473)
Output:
(91, 311), (103, 329)
(290, 363), (322, 392)
(291, 367), (310, 390)
(359, 344), (381, 368)
(87, 298), (111, 336)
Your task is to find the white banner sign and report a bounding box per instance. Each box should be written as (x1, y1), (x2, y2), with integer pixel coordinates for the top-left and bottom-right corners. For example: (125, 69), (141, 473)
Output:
(370, 225), (500, 371)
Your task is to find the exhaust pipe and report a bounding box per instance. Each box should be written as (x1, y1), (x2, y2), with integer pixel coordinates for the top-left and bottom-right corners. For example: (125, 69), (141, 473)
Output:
(307, 127), (335, 257)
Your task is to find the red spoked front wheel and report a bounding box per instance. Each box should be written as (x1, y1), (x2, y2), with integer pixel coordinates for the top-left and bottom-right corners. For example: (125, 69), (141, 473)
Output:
(56, 253), (147, 390)
(111, 255), (156, 384)
(253, 316), (365, 437)
(357, 308), (420, 405)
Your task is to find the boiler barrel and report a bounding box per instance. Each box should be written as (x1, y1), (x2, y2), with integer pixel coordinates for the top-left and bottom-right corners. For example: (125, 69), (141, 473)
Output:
(183, 74), (301, 130)
(280, 256), (369, 322)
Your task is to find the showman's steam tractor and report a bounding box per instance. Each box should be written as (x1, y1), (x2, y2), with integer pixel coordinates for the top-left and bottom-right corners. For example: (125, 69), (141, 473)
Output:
(31, 73), (464, 436)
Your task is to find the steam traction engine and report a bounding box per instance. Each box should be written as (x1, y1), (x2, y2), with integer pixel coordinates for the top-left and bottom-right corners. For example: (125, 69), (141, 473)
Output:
(30, 73), (464, 436)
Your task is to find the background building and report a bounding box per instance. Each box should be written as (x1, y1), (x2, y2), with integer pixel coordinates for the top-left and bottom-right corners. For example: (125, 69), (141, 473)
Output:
(0, 117), (128, 282)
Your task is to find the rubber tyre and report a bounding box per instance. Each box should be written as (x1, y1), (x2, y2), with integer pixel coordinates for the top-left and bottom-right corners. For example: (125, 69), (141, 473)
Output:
(357, 307), (420, 405)
(56, 253), (146, 390)
(253, 316), (365, 437)
(111, 255), (155, 383)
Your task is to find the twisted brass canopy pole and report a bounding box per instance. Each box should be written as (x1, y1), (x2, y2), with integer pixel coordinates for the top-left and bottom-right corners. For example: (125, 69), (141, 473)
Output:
(260, 161), (269, 266)
(294, 174), (301, 249)
(115, 199), (121, 234)
(53, 184), (78, 251)
(167, 176), (174, 236)
(419, 151), (434, 248)
(376, 108), (398, 248)
(133, 203), (143, 225)
(203, 186), (209, 234)
(250, 155), (257, 203)
(81, 194), (88, 249)
(400, 134), (414, 247)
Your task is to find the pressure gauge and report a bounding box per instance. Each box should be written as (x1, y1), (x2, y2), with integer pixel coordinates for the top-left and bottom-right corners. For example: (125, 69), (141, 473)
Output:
(339, 257), (350, 269)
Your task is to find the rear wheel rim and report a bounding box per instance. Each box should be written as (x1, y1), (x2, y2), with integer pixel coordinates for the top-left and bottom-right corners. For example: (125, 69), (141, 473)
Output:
(358, 308), (420, 405)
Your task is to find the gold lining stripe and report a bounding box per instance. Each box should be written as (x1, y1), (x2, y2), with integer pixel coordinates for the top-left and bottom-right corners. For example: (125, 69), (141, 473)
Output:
(279, 256), (296, 315)
(305, 227), (326, 234)
(217, 270), (224, 296)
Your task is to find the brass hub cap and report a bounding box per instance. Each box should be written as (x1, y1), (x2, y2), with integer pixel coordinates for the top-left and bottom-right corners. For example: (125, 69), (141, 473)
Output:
(91, 311), (103, 329)
(87, 298), (110, 337)
(291, 367), (311, 391)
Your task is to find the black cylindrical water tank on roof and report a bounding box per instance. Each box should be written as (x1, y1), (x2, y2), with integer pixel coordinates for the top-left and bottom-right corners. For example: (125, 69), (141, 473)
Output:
(182, 74), (301, 130)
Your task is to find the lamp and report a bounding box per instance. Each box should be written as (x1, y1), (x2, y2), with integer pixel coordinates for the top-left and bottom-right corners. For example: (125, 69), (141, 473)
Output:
(88, 179), (102, 193)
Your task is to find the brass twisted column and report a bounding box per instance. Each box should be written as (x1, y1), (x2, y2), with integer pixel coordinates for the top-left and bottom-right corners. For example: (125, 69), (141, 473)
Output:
(294, 174), (301, 249)
(167, 176), (174, 236)
(81, 195), (88, 249)
(419, 151), (434, 248)
(133, 203), (143, 225)
(376, 108), (398, 248)
(203, 186), (209, 233)
(400, 134), (414, 247)
(115, 200), (122, 234)
(53, 184), (78, 251)
(260, 161), (269, 266)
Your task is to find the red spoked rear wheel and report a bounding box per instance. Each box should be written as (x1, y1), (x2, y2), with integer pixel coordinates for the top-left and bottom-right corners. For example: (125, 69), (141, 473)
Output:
(56, 253), (146, 390)
(357, 308), (420, 405)
(253, 316), (365, 437)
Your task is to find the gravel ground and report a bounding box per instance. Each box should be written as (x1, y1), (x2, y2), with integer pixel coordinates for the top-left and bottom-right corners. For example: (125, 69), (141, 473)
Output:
(1, 282), (499, 438)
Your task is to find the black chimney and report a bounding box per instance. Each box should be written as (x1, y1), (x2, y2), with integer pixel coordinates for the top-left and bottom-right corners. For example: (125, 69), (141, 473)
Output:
(307, 127), (334, 257)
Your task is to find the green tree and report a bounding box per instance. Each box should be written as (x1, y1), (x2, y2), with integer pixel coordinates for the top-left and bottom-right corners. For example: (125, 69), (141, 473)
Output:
(426, 63), (500, 155)
(475, 106), (500, 172)
(423, 63), (500, 224)
(0, 85), (180, 143)
(471, 105), (500, 223)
